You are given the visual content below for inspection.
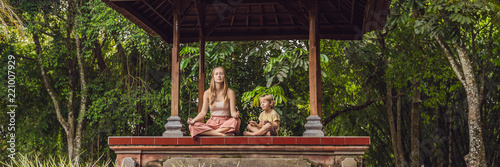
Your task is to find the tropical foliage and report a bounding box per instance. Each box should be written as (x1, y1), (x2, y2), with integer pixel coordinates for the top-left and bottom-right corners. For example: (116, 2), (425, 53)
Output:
(0, 0), (499, 166)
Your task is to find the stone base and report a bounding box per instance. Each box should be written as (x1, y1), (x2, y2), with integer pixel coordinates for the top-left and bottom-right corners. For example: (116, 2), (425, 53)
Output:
(162, 116), (183, 137)
(163, 158), (311, 167)
(121, 157), (136, 167)
(109, 136), (371, 167)
(342, 157), (359, 167)
(303, 115), (325, 136)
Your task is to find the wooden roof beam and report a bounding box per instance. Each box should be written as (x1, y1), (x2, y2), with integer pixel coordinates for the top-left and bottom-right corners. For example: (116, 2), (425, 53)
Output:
(180, 0), (193, 22)
(278, 0), (308, 26)
(325, 0), (339, 10)
(158, 2), (173, 16)
(273, 4), (279, 26)
(141, 0), (173, 27)
(260, 4), (263, 26)
(231, 15), (235, 27)
(206, 1), (236, 36)
(155, 0), (167, 10)
(327, 0), (351, 24)
(337, 0), (341, 11)
(246, 5), (250, 27)
(297, 0), (310, 11)
(186, 25), (316, 29)
(373, 0), (386, 30)
(133, 1), (149, 11)
(229, 1), (235, 27)
(166, 0), (191, 25)
(177, 33), (363, 43)
(350, 0), (356, 24)
(119, 3), (171, 41)
(209, 0), (279, 5)
(321, 14), (330, 24)
(362, 0), (377, 33)
(195, 0), (206, 36)
(183, 12), (312, 17)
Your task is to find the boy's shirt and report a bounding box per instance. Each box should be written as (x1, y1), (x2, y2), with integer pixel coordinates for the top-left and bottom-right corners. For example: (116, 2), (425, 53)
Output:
(258, 109), (280, 132)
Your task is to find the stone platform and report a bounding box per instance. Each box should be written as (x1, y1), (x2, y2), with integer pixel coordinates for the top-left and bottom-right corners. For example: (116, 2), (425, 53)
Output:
(109, 136), (370, 167)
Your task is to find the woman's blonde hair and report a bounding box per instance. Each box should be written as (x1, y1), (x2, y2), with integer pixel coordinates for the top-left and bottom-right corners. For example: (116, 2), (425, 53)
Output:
(209, 66), (229, 107)
(259, 94), (276, 109)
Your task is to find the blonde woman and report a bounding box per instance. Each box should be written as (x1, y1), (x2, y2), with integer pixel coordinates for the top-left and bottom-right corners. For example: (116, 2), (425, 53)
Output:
(187, 67), (241, 137)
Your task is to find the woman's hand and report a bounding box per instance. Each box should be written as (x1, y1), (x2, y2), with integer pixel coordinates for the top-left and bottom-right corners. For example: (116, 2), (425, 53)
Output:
(232, 111), (240, 119)
(187, 118), (195, 125)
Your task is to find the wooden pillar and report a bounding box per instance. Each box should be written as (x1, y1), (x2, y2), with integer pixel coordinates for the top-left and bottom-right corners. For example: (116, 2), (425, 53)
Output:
(198, 39), (205, 113)
(308, 0), (321, 117)
(163, 0), (183, 137)
(171, 0), (181, 117)
(303, 0), (324, 136)
(196, 0), (206, 114)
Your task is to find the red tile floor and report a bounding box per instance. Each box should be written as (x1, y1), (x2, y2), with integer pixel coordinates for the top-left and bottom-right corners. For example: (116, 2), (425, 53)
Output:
(109, 136), (370, 146)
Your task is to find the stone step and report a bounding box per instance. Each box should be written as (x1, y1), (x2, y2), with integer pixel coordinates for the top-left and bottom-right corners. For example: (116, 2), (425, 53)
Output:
(162, 158), (311, 167)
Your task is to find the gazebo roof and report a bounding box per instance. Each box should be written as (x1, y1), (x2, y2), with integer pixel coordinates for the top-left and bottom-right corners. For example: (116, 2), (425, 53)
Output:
(103, 0), (390, 43)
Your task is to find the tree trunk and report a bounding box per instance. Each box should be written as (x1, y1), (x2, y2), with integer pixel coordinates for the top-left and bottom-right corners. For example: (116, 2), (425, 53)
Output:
(435, 35), (486, 166)
(448, 104), (453, 167)
(34, 31), (76, 164)
(385, 58), (404, 166)
(73, 14), (87, 167)
(34, 0), (87, 165)
(455, 43), (486, 167)
(410, 82), (421, 167)
(396, 95), (405, 166)
(93, 39), (108, 72)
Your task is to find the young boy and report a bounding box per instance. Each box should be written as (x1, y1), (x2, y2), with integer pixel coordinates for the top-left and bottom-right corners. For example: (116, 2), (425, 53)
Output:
(244, 95), (280, 136)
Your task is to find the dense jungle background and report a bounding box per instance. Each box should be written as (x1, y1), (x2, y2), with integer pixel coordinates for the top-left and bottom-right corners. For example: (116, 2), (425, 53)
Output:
(1, 0), (499, 166)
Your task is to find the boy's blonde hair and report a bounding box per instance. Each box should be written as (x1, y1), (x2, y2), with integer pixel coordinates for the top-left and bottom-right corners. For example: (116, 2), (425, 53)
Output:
(259, 94), (276, 109)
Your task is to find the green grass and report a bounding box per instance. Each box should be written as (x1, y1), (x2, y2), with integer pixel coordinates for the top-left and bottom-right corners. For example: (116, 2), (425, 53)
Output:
(1, 153), (114, 167)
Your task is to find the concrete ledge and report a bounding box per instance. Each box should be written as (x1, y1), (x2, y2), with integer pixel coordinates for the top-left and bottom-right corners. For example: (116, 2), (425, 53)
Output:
(164, 158), (311, 167)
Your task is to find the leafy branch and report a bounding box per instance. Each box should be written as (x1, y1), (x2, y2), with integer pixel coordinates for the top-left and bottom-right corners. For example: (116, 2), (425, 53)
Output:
(323, 60), (429, 126)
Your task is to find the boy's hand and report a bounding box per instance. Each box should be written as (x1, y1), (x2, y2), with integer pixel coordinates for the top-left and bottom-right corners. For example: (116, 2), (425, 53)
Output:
(262, 120), (270, 125)
(249, 121), (257, 126)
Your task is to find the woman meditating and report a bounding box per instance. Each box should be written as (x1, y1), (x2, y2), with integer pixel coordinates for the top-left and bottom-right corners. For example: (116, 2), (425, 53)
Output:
(187, 67), (241, 137)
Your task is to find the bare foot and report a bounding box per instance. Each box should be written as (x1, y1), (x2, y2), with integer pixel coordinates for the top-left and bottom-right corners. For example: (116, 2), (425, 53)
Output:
(215, 127), (231, 133)
(243, 131), (252, 136)
(223, 133), (235, 136)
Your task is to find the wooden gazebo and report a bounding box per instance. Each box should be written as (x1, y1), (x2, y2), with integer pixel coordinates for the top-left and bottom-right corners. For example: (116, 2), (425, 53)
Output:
(103, 0), (389, 136)
(104, 0), (388, 42)
(104, 0), (389, 166)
